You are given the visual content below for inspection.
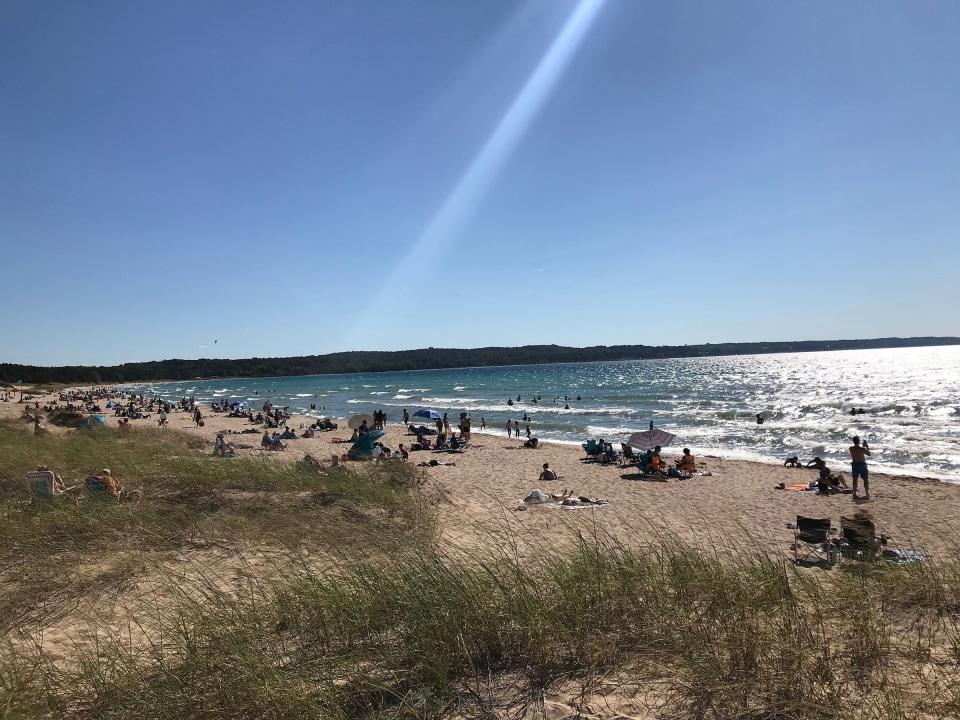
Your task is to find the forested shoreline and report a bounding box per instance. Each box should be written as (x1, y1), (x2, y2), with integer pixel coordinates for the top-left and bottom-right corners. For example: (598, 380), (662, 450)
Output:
(3, 336), (957, 385)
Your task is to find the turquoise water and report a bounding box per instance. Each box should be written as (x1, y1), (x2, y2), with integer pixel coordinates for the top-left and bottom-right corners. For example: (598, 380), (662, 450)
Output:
(124, 346), (960, 480)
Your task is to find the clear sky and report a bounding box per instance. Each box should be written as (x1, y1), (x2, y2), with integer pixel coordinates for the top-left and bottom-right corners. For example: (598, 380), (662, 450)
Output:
(2, 0), (958, 366)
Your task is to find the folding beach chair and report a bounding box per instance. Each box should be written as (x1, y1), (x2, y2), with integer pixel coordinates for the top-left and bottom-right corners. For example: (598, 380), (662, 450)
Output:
(582, 439), (601, 459)
(27, 470), (61, 498)
(620, 444), (637, 466)
(794, 516), (836, 566)
(840, 516), (881, 561)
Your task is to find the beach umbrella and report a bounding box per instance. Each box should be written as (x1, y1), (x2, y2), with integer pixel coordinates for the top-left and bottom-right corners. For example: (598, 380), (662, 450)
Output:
(625, 428), (677, 451)
(348, 429), (386, 460)
(348, 413), (375, 430)
(412, 409), (442, 420)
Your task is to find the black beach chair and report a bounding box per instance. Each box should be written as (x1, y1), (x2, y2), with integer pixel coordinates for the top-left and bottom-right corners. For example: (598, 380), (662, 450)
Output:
(840, 516), (882, 561)
(794, 516), (836, 566)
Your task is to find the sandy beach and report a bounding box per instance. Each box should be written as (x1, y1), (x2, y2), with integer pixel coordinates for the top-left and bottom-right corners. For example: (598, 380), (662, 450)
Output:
(8, 388), (960, 558)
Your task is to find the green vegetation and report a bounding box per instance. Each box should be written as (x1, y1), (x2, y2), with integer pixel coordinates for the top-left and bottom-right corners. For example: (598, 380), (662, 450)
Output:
(0, 421), (430, 641)
(3, 336), (958, 384)
(2, 421), (960, 718)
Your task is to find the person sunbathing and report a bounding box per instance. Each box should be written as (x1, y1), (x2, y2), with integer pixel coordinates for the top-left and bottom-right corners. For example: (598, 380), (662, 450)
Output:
(677, 448), (696, 474)
(417, 459), (456, 467)
(85, 468), (127, 500)
(524, 488), (574, 504)
(562, 495), (608, 506)
(816, 467), (848, 494)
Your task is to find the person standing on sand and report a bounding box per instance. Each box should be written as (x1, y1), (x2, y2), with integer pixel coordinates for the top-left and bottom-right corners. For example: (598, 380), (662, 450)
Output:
(505, 419), (512, 437)
(850, 436), (871, 500)
(514, 420), (520, 438)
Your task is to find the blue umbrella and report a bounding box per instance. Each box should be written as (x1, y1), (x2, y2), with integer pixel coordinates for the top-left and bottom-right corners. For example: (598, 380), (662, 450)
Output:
(412, 409), (442, 420)
(348, 429), (386, 460)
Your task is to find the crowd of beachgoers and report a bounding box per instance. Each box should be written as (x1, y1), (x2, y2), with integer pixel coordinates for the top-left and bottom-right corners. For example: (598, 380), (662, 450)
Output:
(9, 382), (960, 563)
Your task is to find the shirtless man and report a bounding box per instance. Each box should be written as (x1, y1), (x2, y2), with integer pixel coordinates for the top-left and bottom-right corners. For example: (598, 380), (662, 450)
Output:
(538, 463), (558, 482)
(849, 436), (871, 500)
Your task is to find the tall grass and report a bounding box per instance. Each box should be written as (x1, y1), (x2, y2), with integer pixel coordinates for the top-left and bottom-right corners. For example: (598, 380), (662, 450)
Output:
(0, 422), (433, 638)
(4, 531), (960, 718)
(2, 422), (960, 718)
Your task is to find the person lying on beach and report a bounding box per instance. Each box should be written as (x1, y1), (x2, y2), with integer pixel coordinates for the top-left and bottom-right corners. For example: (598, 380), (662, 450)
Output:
(523, 488), (607, 506)
(301, 427), (315, 438)
(85, 468), (135, 501)
(538, 463), (558, 482)
(783, 456), (802, 467)
(417, 459), (456, 467)
(524, 488), (572, 504)
(562, 495), (608, 506)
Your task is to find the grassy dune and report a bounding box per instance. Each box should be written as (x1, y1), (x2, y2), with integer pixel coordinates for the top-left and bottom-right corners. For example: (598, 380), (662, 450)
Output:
(2, 422), (960, 718)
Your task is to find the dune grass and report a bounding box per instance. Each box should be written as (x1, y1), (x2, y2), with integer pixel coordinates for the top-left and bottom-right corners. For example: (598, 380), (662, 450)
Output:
(2, 422), (960, 718)
(0, 422), (433, 638)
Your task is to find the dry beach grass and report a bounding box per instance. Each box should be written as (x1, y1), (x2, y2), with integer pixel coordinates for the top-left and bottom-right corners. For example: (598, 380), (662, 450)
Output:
(3, 394), (960, 718)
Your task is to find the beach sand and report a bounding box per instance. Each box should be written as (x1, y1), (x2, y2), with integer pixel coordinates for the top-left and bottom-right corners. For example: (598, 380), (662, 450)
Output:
(7, 389), (960, 718)
(8, 390), (960, 558)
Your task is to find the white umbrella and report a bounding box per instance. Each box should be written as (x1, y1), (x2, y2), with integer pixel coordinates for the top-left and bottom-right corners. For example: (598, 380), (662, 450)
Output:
(625, 429), (677, 451)
(348, 414), (375, 430)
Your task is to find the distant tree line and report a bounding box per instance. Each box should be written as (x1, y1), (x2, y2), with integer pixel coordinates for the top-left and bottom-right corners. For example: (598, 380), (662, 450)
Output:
(2, 337), (957, 385)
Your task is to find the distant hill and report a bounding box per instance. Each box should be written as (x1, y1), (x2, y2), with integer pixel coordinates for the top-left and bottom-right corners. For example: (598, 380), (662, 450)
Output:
(2, 337), (958, 385)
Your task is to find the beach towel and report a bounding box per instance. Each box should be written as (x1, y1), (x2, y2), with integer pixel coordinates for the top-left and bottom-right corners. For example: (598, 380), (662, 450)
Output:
(782, 484), (813, 492)
(558, 501), (608, 510)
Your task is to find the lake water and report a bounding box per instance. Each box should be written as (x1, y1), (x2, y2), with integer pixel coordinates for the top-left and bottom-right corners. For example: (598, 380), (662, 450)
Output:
(123, 346), (960, 480)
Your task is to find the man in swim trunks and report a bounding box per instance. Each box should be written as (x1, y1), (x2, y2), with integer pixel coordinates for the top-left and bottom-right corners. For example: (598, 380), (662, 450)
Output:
(849, 436), (871, 500)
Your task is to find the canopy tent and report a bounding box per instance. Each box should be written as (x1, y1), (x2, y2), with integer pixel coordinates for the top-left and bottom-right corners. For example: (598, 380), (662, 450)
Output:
(412, 409), (442, 420)
(348, 429), (385, 460)
(625, 428), (677, 451)
(348, 414), (375, 430)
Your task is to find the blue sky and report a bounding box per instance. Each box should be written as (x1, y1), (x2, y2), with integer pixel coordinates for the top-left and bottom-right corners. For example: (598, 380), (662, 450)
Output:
(2, 0), (958, 366)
